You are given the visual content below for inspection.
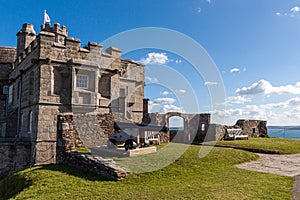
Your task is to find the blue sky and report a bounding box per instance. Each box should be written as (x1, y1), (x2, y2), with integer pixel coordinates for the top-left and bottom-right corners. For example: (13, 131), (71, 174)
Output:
(1, 0), (300, 125)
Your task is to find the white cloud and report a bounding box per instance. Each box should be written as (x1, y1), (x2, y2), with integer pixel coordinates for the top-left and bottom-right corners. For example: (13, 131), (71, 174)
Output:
(148, 101), (160, 112)
(198, 7), (202, 13)
(265, 96), (300, 109)
(276, 6), (300, 17)
(206, 0), (211, 4)
(226, 96), (252, 105)
(212, 95), (300, 125)
(140, 52), (169, 65)
(160, 91), (170, 96)
(176, 89), (186, 94)
(161, 104), (184, 113)
(175, 59), (182, 64)
(205, 81), (218, 86)
(230, 68), (240, 73)
(154, 97), (176, 105)
(145, 76), (158, 83)
(148, 98), (184, 114)
(291, 6), (300, 13)
(236, 80), (300, 96)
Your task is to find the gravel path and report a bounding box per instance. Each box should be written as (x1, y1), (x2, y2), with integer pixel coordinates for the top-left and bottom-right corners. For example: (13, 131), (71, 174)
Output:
(235, 153), (300, 199)
(293, 175), (300, 200)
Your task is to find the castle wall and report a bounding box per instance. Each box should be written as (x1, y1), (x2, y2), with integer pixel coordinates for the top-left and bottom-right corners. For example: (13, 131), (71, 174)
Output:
(235, 120), (268, 137)
(146, 112), (211, 143)
(0, 141), (31, 179)
(0, 22), (145, 165)
(0, 47), (16, 136)
(206, 124), (226, 141)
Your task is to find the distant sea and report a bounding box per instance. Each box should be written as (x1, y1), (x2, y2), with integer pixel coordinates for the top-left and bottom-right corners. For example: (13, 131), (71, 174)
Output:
(267, 126), (300, 140)
(170, 126), (300, 140)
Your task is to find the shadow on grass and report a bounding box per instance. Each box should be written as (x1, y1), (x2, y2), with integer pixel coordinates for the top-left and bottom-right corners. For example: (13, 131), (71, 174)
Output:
(0, 164), (113, 199)
(0, 173), (32, 200)
(33, 164), (114, 182)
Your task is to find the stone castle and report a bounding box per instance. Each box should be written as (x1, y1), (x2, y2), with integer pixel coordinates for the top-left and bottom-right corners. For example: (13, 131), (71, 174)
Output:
(0, 22), (267, 179)
(0, 22), (147, 170)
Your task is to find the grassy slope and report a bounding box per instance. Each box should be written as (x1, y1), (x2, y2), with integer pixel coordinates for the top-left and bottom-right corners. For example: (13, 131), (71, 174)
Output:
(0, 144), (294, 200)
(217, 138), (300, 154)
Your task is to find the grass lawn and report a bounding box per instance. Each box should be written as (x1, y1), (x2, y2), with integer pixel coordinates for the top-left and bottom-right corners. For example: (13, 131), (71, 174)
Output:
(0, 144), (294, 200)
(217, 137), (300, 154)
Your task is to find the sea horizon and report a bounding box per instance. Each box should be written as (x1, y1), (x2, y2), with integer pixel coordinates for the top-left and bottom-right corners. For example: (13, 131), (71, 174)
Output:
(170, 126), (300, 140)
(267, 126), (300, 140)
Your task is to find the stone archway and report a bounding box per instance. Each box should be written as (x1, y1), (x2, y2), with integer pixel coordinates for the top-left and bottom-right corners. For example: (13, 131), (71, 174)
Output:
(166, 112), (188, 143)
(147, 112), (211, 143)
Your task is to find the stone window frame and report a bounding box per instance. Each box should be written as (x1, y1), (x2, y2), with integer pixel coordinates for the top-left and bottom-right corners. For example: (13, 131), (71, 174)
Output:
(76, 74), (89, 89)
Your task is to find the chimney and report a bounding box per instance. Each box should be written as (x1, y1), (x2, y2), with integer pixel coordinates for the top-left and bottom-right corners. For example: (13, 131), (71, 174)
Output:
(16, 23), (36, 57)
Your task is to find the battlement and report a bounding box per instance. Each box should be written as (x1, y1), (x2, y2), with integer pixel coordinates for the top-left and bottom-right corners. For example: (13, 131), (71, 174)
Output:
(14, 37), (38, 66)
(17, 23), (36, 36)
(16, 23), (36, 57)
(41, 22), (68, 37)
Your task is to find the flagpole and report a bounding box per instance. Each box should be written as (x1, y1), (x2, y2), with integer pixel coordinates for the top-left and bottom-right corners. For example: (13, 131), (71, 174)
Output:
(44, 10), (46, 24)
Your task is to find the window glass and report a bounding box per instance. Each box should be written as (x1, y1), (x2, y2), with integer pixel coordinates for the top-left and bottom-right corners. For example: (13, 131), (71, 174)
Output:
(76, 75), (88, 89)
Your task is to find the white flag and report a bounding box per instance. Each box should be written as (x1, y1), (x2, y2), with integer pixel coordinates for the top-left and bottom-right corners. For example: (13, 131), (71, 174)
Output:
(44, 10), (51, 24)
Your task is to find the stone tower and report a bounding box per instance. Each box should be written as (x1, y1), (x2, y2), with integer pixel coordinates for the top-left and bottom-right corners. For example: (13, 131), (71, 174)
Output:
(16, 24), (36, 57)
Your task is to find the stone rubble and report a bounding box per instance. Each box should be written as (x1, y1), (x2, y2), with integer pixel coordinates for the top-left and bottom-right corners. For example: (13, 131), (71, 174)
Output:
(64, 151), (130, 181)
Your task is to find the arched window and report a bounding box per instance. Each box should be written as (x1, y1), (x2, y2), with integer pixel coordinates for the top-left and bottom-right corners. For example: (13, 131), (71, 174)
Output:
(201, 123), (206, 131)
(169, 116), (184, 130)
(168, 116), (185, 143)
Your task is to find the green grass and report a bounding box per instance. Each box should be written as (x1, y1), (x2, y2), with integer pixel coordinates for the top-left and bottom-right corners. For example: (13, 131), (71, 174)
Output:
(75, 147), (91, 154)
(217, 138), (300, 154)
(0, 144), (294, 200)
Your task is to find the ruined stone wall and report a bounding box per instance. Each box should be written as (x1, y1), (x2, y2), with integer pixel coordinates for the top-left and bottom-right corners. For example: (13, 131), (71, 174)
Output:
(73, 114), (110, 147)
(58, 113), (114, 151)
(191, 114), (211, 142)
(235, 120), (268, 137)
(158, 131), (169, 143)
(147, 113), (166, 126)
(0, 141), (31, 179)
(145, 112), (211, 143)
(96, 113), (114, 136)
(64, 151), (130, 180)
(57, 114), (84, 153)
(205, 124), (226, 141)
